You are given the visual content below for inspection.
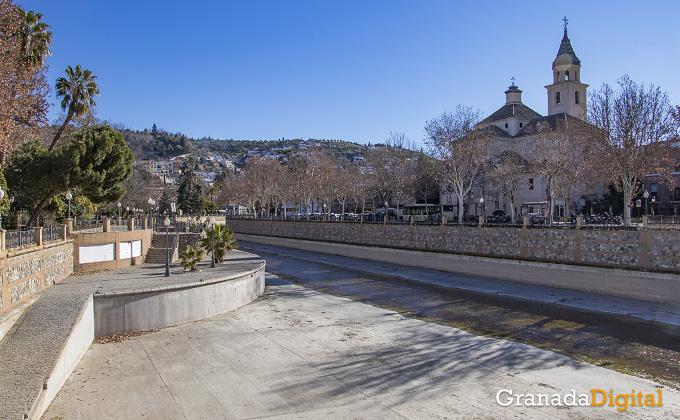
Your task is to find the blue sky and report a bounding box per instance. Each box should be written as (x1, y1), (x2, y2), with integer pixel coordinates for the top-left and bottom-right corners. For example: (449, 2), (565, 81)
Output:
(20, 0), (680, 146)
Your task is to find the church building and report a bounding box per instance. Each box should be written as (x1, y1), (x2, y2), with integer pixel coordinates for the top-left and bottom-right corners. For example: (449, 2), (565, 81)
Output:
(444, 19), (600, 220)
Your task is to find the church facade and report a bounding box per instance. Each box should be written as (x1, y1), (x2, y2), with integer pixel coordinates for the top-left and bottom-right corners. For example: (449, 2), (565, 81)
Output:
(443, 21), (600, 220)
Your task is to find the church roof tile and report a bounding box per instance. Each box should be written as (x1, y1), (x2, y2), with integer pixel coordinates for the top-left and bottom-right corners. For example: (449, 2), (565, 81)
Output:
(478, 103), (542, 126)
(553, 29), (581, 67)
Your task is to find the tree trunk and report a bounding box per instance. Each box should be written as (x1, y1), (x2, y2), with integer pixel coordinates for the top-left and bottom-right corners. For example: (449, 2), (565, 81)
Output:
(622, 176), (633, 227)
(26, 189), (58, 229)
(49, 109), (74, 152)
(456, 191), (464, 224)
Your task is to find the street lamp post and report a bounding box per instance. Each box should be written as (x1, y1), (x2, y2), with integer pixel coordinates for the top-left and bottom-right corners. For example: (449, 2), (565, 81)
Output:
(9, 195), (13, 228)
(148, 197), (154, 218)
(0, 187), (4, 229)
(643, 190), (649, 216)
(164, 216), (171, 277)
(210, 216), (216, 268)
(65, 190), (72, 219)
(117, 201), (122, 219)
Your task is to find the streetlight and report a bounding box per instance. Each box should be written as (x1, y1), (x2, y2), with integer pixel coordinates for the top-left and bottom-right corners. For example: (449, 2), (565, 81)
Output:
(643, 190), (649, 216)
(479, 197), (485, 215)
(65, 190), (72, 219)
(210, 216), (216, 268)
(148, 197), (154, 218)
(164, 216), (171, 277)
(117, 201), (122, 219)
(126, 206), (130, 218)
(0, 186), (4, 229)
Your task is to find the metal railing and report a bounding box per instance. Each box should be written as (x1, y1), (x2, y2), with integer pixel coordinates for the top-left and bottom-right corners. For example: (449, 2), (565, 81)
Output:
(6, 229), (37, 249)
(134, 218), (144, 230)
(72, 220), (104, 233)
(647, 215), (680, 225)
(43, 226), (64, 242)
(109, 219), (129, 232)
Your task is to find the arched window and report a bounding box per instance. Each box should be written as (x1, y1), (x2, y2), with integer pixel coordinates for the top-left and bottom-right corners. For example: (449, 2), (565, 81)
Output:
(505, 123), (508, 128)
(519, 122), (523, 128)
(575, 91), (580, 104)
(565, 70), (570, 80)
(556, 92), (561, 105)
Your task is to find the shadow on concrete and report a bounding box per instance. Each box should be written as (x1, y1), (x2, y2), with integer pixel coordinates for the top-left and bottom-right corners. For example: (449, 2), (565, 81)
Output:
(259, 281), (582, 411)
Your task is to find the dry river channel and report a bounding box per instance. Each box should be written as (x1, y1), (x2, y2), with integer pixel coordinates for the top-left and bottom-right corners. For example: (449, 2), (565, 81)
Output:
(239, 241), (680, 390)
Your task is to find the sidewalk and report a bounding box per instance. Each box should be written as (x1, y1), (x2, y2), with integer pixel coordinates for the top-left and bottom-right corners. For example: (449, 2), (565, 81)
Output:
(239, 241), (680, 329)
(43, 274), (680, 419)
(0, 251), (264, 420)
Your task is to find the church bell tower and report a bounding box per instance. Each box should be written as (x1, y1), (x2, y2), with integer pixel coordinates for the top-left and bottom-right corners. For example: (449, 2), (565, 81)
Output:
(545, 17), (588, 120)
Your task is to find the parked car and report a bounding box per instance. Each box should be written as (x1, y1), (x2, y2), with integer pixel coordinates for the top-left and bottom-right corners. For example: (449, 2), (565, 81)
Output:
(488, 210), (511, 223)
(528, 213), (546, 224)
(344, 213), (359, 221)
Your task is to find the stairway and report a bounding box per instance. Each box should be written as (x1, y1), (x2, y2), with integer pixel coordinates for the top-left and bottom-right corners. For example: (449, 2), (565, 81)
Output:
(145, 233), (176, 264)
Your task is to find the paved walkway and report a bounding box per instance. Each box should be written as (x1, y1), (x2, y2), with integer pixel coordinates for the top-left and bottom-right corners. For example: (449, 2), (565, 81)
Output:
(43, 274), (680, 419)
(0, 251), (264, 420)
(240, 241), (680, 329)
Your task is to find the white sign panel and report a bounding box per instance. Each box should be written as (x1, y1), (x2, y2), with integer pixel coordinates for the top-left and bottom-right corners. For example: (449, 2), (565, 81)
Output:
(79, 243), (115, 264)
(132, 240), (142, 257)
(119, 241), (132, 259)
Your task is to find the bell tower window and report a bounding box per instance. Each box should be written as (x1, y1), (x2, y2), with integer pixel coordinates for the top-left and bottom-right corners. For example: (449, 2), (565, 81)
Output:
(556, 92), (561, 105)
(565, 70), (570, 80)
(575, 91), (580, 104)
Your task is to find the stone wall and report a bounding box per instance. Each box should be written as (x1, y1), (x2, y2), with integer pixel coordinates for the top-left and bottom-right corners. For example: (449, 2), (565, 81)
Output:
(0, 241), (74, 311)
(225, 220), (680, 273)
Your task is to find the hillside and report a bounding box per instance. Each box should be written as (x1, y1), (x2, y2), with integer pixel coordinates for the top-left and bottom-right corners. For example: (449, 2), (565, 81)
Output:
(121, 128), (371, 167)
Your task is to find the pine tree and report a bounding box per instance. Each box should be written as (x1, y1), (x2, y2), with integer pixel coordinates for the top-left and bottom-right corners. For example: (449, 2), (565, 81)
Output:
(151, 123), (158, 136)
(176, 158), (204, 215)
(158, 190), (171, 215)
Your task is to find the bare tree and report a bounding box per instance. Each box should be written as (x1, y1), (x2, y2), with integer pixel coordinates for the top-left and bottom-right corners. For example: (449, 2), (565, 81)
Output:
(589, 76), (679, 225)
(120, 167), (167, 210)
(424, 106), (493, 223)
(487, 149), (528, 221)
(364, 145), (393, 214)
(411, 153), (439, 205)
(523, 114), (594, 225)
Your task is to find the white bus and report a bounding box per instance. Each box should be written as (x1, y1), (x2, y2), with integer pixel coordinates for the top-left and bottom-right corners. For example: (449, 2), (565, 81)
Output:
(226, 204), (249, 216)
(403, 204), (456, 222)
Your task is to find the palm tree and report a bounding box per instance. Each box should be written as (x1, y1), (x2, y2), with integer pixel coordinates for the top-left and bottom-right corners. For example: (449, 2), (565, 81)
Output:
(17, 8), (52, 68)
(200, 224), (239, 263)
(50, 65), (100, 151)
(180, 245), (204, 272)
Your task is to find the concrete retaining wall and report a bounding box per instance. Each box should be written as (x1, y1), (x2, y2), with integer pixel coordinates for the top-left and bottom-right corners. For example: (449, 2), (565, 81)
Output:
(24, 261), (266, 420)
(93, 262), (266, 337)
(226, 219), (680, 273)
(28, 296), (94, 420)
(237, 233), (680, 305)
